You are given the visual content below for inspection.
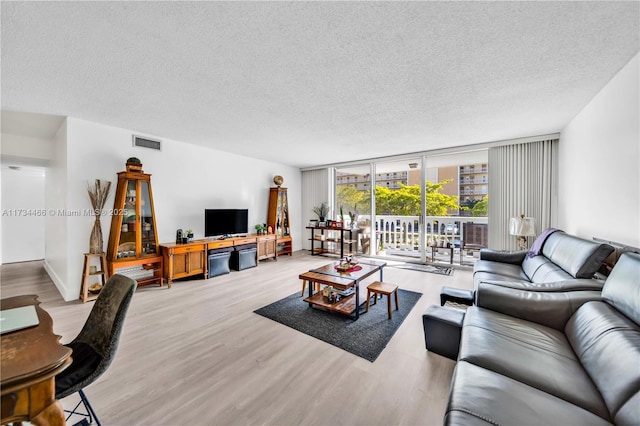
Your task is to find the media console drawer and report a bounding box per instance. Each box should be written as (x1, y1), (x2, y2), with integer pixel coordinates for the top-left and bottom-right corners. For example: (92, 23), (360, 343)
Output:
(173, 244), (205, 254)
(233, 237), (258, 246)
(207, 240), (235, 250)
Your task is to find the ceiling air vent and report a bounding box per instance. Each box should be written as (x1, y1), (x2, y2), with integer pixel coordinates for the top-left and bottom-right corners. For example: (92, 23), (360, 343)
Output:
(132, 135), (162, 151)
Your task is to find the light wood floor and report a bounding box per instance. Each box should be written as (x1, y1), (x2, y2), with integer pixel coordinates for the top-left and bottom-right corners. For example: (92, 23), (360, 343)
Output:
(0, 252), (473, 426)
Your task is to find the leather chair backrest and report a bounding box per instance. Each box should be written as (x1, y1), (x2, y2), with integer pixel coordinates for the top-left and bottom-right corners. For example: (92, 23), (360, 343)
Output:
(541, 233), (614, 279)
(566, 252), (640, 425)
(566, 302), (640, 424)
(602, 252), (640, 325)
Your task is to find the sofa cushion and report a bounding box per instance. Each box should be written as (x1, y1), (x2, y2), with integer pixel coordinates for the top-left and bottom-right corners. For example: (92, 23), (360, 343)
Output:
(477, 278), (605, 292)
(473, 259), (528, 280)
(473, 259), (529, 290)
(521, 254), (574, 282)
(601, 252), (640, 325)
(616, 392), (640, 426)
(460, 307), (610, 419)
(445, 361), (612, 426)
(566, 300), (640, 425)
(542, 232), (614, 279)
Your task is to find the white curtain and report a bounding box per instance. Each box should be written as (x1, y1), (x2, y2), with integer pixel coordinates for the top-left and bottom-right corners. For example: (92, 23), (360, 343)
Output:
(488, 139), (558, 250)
(301, 168), (332, 250)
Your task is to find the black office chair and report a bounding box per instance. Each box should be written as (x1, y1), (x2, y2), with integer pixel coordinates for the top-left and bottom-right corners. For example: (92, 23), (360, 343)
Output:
(55, 274), (136, 426)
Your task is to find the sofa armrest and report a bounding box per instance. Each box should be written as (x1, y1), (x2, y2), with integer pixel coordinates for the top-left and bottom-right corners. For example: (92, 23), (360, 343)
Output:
(477, 278), (605, 292)
(479, 249), (527, 264)
(475, 283), (602, 330)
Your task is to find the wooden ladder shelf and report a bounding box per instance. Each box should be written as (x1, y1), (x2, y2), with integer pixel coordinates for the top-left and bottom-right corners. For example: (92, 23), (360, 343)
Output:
(80, 253), (109, 303)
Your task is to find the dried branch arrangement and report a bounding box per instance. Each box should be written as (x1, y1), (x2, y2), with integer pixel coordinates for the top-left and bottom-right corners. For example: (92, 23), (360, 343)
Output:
(87, 179), (112, 212)
(87, 179), (112, 254)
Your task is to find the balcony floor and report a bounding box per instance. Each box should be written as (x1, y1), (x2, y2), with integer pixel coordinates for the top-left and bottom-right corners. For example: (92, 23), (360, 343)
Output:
(376, 247), (480, 268)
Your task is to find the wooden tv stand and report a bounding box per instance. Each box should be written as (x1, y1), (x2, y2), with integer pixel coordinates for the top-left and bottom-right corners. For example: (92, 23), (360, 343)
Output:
(160, 234), (292, 286)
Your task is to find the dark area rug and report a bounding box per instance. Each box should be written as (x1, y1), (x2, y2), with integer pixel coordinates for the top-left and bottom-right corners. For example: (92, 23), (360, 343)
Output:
(254, 289), (422, 362)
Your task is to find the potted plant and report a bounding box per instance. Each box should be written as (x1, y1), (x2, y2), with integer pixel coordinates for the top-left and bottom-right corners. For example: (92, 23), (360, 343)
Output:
(185, 229), (194, 243)
(126, 157), (143, 173)
(312, 202), (329, 222)
(254, 224), (266, 235)
(348, 203), (357, 229)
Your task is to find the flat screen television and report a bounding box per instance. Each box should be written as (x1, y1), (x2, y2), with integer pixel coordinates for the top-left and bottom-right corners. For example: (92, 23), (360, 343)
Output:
(204, 209), (248, 237)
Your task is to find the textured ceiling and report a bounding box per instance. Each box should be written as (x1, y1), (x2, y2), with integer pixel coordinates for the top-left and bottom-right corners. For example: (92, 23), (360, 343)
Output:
(1, 1), (638, 168)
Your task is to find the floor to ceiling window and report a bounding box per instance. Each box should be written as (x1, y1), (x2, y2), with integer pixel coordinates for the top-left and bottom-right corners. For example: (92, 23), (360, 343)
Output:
(334, 149), (488, 266)
(335, 164), (372, 255)
(373, 158), (424, 260)
(423, 150), (488, 266)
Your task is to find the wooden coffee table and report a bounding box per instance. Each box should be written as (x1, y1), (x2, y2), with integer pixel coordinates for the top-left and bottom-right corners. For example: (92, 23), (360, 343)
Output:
(303, 259), (386, 319)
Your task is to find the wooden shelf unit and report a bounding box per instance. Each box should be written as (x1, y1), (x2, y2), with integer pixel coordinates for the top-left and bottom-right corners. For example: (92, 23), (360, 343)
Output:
(80, 253), (109, 303)
(276, 235), (293, 257)
(307, 226), (358, 258)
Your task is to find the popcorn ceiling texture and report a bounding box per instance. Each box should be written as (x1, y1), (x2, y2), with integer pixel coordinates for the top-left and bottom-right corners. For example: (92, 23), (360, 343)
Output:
(1, 1), (638, 167)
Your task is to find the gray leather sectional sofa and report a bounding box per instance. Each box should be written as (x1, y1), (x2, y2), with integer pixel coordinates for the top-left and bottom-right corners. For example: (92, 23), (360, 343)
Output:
(444, 251), (640, 425)
(473, 230), (615, 292)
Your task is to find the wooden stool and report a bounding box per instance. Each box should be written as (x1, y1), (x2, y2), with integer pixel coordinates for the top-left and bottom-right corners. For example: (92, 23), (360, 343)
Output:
(366, 281), (399, 319)
(80, 253), (109, 303)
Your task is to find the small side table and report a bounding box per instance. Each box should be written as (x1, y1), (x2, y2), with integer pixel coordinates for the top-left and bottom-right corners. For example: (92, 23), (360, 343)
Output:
(80, 253), (109, 303)
(431, 246), (454, 264)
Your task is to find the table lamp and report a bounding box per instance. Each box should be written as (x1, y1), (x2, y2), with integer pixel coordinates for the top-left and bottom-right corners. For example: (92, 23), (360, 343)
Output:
(509, 214), (536, 249)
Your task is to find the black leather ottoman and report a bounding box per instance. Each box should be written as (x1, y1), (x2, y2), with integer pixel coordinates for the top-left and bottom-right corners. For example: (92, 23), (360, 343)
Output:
(423, 305), (465, 360)
(440, 286), (474, 306)
(208, 247), (233, 278)
(230, 244), (257, 271)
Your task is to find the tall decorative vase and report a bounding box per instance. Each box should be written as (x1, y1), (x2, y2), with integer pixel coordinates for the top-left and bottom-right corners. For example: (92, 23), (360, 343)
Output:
(87, 179), (112, 254)
(89, 215), (103, 254)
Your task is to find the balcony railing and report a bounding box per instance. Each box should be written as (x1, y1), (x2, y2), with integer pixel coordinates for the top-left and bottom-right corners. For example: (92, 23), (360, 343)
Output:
(351, 215), (488, 266)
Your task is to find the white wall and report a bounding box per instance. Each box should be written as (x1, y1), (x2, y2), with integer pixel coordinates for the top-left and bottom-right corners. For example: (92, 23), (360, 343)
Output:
(559, 53), (639, 248)
(0, 166), (46, 263)
(58, 117), (301, 301)
(0, 133), (53, 164)
(44, 121), (69, 297)
(1, 132), (54, 264)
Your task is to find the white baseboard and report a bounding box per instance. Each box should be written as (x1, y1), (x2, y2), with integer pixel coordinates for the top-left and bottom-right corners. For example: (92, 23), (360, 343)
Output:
(43, 260), (74, 301)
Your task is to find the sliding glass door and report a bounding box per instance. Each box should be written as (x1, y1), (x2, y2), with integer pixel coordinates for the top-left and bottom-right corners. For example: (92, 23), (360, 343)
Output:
(373, 158), (425, 261)
(335, 164), (372, 255)
(333, 149), (489, 266)
(423, 151), (488, 266)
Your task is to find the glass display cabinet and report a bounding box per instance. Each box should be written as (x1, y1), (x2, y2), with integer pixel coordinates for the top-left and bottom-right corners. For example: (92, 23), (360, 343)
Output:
(268, 187), (290, 237)
(267, 187), (293, 256)
(106, 163), (163, 287)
